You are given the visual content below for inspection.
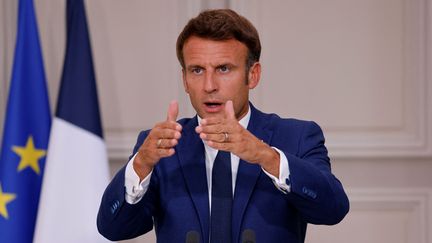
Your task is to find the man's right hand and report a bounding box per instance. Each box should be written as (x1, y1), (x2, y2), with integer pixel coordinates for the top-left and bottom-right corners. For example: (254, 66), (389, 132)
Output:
(133, 101), (182, 180)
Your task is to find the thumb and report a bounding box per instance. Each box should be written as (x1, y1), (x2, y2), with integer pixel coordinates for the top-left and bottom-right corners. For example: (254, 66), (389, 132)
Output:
(225, 100), (235, 119)
(167, 100), (179, 122)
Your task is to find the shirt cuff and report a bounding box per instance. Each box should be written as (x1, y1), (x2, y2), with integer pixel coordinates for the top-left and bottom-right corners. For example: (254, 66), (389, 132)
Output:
(124, 152), (152, 204)
(262, 147), (291, 194)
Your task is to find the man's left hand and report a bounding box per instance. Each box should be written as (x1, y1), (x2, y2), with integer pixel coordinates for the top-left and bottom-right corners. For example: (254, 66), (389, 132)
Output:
(195, 100), (280, 177)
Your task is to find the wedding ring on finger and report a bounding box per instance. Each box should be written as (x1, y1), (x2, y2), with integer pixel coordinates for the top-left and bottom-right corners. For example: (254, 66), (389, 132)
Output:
(157, 139), (163, 147)
(223, 132), (229, 142)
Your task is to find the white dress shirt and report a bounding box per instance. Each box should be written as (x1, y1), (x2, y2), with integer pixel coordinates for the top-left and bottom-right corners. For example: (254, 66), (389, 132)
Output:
(124, 107), (291, 205)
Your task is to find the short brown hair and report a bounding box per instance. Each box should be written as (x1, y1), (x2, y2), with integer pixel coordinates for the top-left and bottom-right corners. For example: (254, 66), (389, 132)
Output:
(176, 9), (261, 69)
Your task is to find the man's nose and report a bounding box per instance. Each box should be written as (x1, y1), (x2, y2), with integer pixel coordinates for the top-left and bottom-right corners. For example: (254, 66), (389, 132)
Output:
(203, 71), (218, 93)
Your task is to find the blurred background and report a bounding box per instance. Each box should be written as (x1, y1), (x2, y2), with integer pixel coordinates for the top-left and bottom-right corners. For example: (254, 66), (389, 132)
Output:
(1, 0), (431, 242)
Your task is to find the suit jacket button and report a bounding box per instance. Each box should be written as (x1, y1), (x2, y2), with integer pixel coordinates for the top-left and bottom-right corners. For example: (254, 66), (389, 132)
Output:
(302, 187), (317, 199)
(285, 178), (291, 186)
(110, 200), (120, 214)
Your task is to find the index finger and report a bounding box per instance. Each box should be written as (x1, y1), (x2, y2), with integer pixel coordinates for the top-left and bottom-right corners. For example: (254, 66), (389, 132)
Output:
(200, 117), (223, 126)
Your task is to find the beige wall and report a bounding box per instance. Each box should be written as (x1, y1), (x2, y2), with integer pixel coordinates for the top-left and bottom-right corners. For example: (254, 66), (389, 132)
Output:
(1, 0), (432, 242)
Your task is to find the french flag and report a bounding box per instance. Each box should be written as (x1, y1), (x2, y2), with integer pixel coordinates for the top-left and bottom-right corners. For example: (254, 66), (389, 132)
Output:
(34, 0), (109, 242)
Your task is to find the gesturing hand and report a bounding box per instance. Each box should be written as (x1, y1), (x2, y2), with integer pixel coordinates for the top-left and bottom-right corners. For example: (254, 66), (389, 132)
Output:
(133, 101), (182, 180)
(195, 101), (280, 176)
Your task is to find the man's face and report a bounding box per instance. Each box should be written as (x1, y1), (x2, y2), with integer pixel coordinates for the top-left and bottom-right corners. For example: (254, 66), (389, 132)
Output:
(182, 36), (260, 120)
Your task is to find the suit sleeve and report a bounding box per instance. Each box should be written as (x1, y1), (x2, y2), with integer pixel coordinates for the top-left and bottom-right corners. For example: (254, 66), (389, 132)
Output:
(281, 121), (349, 225)
(97, 131), (159, 241)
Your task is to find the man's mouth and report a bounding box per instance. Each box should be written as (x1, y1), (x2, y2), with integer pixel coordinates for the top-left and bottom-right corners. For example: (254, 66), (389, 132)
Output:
(204, 101), (224, 113)
(204, 102), (222, 108)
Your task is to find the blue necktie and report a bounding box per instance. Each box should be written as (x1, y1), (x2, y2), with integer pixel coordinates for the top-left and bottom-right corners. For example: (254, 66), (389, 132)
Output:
(210, 150), (232, 243)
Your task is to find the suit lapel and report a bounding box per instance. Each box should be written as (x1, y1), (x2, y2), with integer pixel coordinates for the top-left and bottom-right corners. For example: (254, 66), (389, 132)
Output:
(176, 117), (210, 242)
(232, 105), (273, 243)
(176, 105), (273, 243)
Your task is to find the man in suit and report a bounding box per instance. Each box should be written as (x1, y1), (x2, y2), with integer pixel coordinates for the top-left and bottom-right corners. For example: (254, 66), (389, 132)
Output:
(97, 9), (349, 243)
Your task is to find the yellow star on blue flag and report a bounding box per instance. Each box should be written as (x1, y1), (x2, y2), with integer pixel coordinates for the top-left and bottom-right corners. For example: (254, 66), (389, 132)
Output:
(0, 0), (51, 241)
(12, 136), (47, 174)
(0, 183), (17, 219)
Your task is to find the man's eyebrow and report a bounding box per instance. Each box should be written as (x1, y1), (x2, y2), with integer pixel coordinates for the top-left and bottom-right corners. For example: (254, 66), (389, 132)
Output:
(216, 63), (237, 68)
(186, 65), (203, 70)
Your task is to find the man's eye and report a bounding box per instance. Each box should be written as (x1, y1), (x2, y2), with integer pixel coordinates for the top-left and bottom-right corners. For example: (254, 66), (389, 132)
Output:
(218, 66), (230, 73)
(191, 68), (203, 75)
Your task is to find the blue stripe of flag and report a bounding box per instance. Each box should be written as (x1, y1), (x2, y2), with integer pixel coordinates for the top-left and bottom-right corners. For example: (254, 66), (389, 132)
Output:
(56, 0), (103, 138)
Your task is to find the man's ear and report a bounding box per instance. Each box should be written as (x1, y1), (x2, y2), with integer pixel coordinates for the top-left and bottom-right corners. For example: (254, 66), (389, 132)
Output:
(182, 69), (189, 93)
(248, 62), (261, 89)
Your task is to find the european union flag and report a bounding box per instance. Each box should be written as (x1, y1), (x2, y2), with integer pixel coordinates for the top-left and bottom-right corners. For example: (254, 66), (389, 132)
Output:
(0, 0), (51, 242)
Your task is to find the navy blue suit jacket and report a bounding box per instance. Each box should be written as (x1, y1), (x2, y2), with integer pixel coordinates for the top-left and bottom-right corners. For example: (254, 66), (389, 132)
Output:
(97, 105), (349, 242)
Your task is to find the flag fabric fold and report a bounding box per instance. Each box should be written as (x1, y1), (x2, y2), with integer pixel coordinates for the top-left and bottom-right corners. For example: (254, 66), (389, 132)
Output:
(34, 0), (109, 242)
(0, 0), (51, 242)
